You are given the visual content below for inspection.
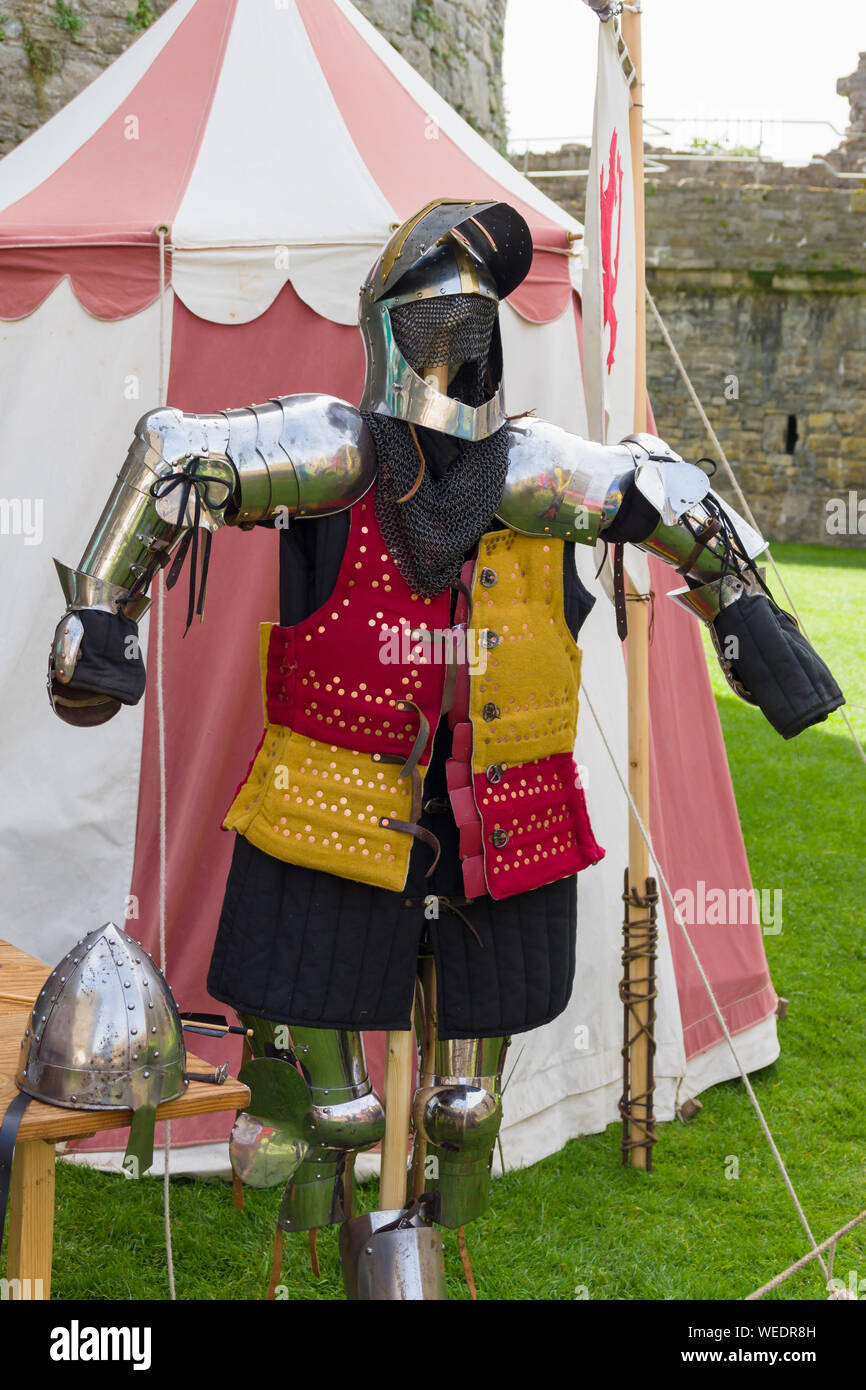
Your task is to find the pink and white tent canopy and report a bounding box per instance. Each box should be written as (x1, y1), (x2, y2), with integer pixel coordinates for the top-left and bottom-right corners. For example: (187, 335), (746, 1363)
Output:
(0, 0), (579, 325)
(0, 0), (777, 1172)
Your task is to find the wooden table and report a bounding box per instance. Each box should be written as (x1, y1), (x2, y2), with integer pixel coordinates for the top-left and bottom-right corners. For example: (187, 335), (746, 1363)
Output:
(0, 938), (249, 1299)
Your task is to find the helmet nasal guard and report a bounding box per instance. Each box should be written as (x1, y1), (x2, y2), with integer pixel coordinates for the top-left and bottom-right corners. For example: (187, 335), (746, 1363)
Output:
(359, 199), (533, 441)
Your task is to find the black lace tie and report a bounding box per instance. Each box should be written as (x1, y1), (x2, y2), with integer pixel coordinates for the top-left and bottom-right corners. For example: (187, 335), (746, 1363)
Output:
(150, 460), (230, 635)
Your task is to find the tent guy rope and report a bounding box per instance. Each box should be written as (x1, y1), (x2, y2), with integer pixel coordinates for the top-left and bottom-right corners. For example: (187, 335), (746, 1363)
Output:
(580, 678), (833, 1285)
(745, 1208), (866, 1300)
(156, 222), (177, 1303)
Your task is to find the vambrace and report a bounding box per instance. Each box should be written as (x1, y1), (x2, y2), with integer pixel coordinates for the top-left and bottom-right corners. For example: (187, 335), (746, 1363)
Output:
(413, 1035), (509, 1229)
(229, 1015), (385, 1234)
(54, 406), (235, 624)
(48, 395), (375, 715)
(54, 394), (374, 619)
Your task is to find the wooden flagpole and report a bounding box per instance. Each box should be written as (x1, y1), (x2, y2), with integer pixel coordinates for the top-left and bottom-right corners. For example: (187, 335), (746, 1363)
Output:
(624, 6), (647, 441)
(620, 2), (658, 1171)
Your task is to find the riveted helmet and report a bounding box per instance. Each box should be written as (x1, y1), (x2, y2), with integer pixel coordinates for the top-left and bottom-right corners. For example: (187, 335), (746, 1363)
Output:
(15, 922), (186, 1173)
(359, 199), (533, 441)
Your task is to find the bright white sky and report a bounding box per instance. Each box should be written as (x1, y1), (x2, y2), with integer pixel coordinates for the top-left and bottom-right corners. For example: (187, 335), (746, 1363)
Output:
(503, 0), (862, 162)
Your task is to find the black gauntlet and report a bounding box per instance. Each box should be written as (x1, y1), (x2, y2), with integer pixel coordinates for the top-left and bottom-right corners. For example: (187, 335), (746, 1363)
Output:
(712, 594), (844, 739)
(49, 610), (146, 727)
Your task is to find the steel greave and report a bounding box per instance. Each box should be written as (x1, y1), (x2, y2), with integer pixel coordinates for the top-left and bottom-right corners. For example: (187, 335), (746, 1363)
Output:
(237, 1016), (386, 1232)
(340, 1209), (447, 1301)
(413, 1035), (509, 1229)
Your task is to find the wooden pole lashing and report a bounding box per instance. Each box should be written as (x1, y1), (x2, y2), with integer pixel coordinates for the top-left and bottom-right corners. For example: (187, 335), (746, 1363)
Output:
(620, 871), (659, 1168)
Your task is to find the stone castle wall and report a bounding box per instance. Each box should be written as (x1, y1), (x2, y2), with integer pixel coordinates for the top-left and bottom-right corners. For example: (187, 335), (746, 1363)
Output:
(516, 63), (866, 548)
(355, 0), (506, 149)
(0, 0), (507, 157)
(643, 180), (866, 547)
(836, 49), (866, 170)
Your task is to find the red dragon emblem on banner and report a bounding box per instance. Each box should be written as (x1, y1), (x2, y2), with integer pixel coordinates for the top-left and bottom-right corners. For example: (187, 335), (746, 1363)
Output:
(599, 128), (624, 374)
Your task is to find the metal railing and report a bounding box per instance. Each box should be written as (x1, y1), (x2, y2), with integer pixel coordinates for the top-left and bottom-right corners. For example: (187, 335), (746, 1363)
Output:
(509, 116), (863, 180)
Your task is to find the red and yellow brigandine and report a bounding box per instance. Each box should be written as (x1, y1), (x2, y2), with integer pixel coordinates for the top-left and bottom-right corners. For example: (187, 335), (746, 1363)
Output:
(224, 490), (604, 900)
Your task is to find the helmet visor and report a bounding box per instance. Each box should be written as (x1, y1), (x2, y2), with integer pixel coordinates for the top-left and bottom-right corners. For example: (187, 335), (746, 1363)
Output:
(389, 293), (498, 376)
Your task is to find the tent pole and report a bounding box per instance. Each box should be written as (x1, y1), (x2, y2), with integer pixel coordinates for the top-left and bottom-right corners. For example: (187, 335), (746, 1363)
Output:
(621, 1), (657, 1171)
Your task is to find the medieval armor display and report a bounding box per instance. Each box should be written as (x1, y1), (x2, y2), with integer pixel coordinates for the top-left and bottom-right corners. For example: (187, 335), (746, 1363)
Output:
(46, 198), (844, 1299)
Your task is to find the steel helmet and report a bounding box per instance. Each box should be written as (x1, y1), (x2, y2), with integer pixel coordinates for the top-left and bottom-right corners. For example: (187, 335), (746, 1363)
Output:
(15, 922), (186, 1174)
(359, 198), (533, 441)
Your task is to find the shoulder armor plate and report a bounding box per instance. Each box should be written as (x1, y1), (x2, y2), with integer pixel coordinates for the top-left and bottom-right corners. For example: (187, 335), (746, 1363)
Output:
(497, 416), (632, 545)
(225, 394), (375, 524)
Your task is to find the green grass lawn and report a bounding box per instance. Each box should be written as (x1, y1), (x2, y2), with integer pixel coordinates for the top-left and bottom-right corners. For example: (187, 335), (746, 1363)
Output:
(9, 545), (866, 1302)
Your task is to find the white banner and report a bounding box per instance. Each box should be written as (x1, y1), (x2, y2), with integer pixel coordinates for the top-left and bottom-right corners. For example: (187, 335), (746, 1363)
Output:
(582, 20), (636, 446)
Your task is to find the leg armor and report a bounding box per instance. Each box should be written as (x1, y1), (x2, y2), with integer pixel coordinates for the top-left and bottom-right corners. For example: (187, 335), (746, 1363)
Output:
(413, 1034), (509, 1230)
(231, 1015), (385, 1233)
(339, 1202), (447, 1301)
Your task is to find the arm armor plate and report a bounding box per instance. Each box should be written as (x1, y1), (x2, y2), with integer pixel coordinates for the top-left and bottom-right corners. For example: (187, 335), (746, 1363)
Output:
(498, 418), (713, 547)
(636, 494), (768, 622)
(54, 394), (375, 620)
(497, 419), (776, 698)
(498, 416), (768, 611)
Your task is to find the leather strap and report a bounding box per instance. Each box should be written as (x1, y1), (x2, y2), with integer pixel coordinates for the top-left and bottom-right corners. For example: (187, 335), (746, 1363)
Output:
(408, 766), (422, 825)
(372, 754), (422, 820)
(374, 1192), (438, 1233)
(0, 1091), (31, 1252)
(676, 517), (723, 576)
(439, 580), (474, 720)
(374, 702), (429, 783)
(379, 817), (441, 877)
(394, 700), (430, 781)
(613, 543), (628, 641)
(399, 424), (428, 503)
(152, 459), (223, 634)
(437, 897), (483, 946)
(374, 704), (441, 874)
(451, 578), (474, 628)
(440, 656), (458, 718)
